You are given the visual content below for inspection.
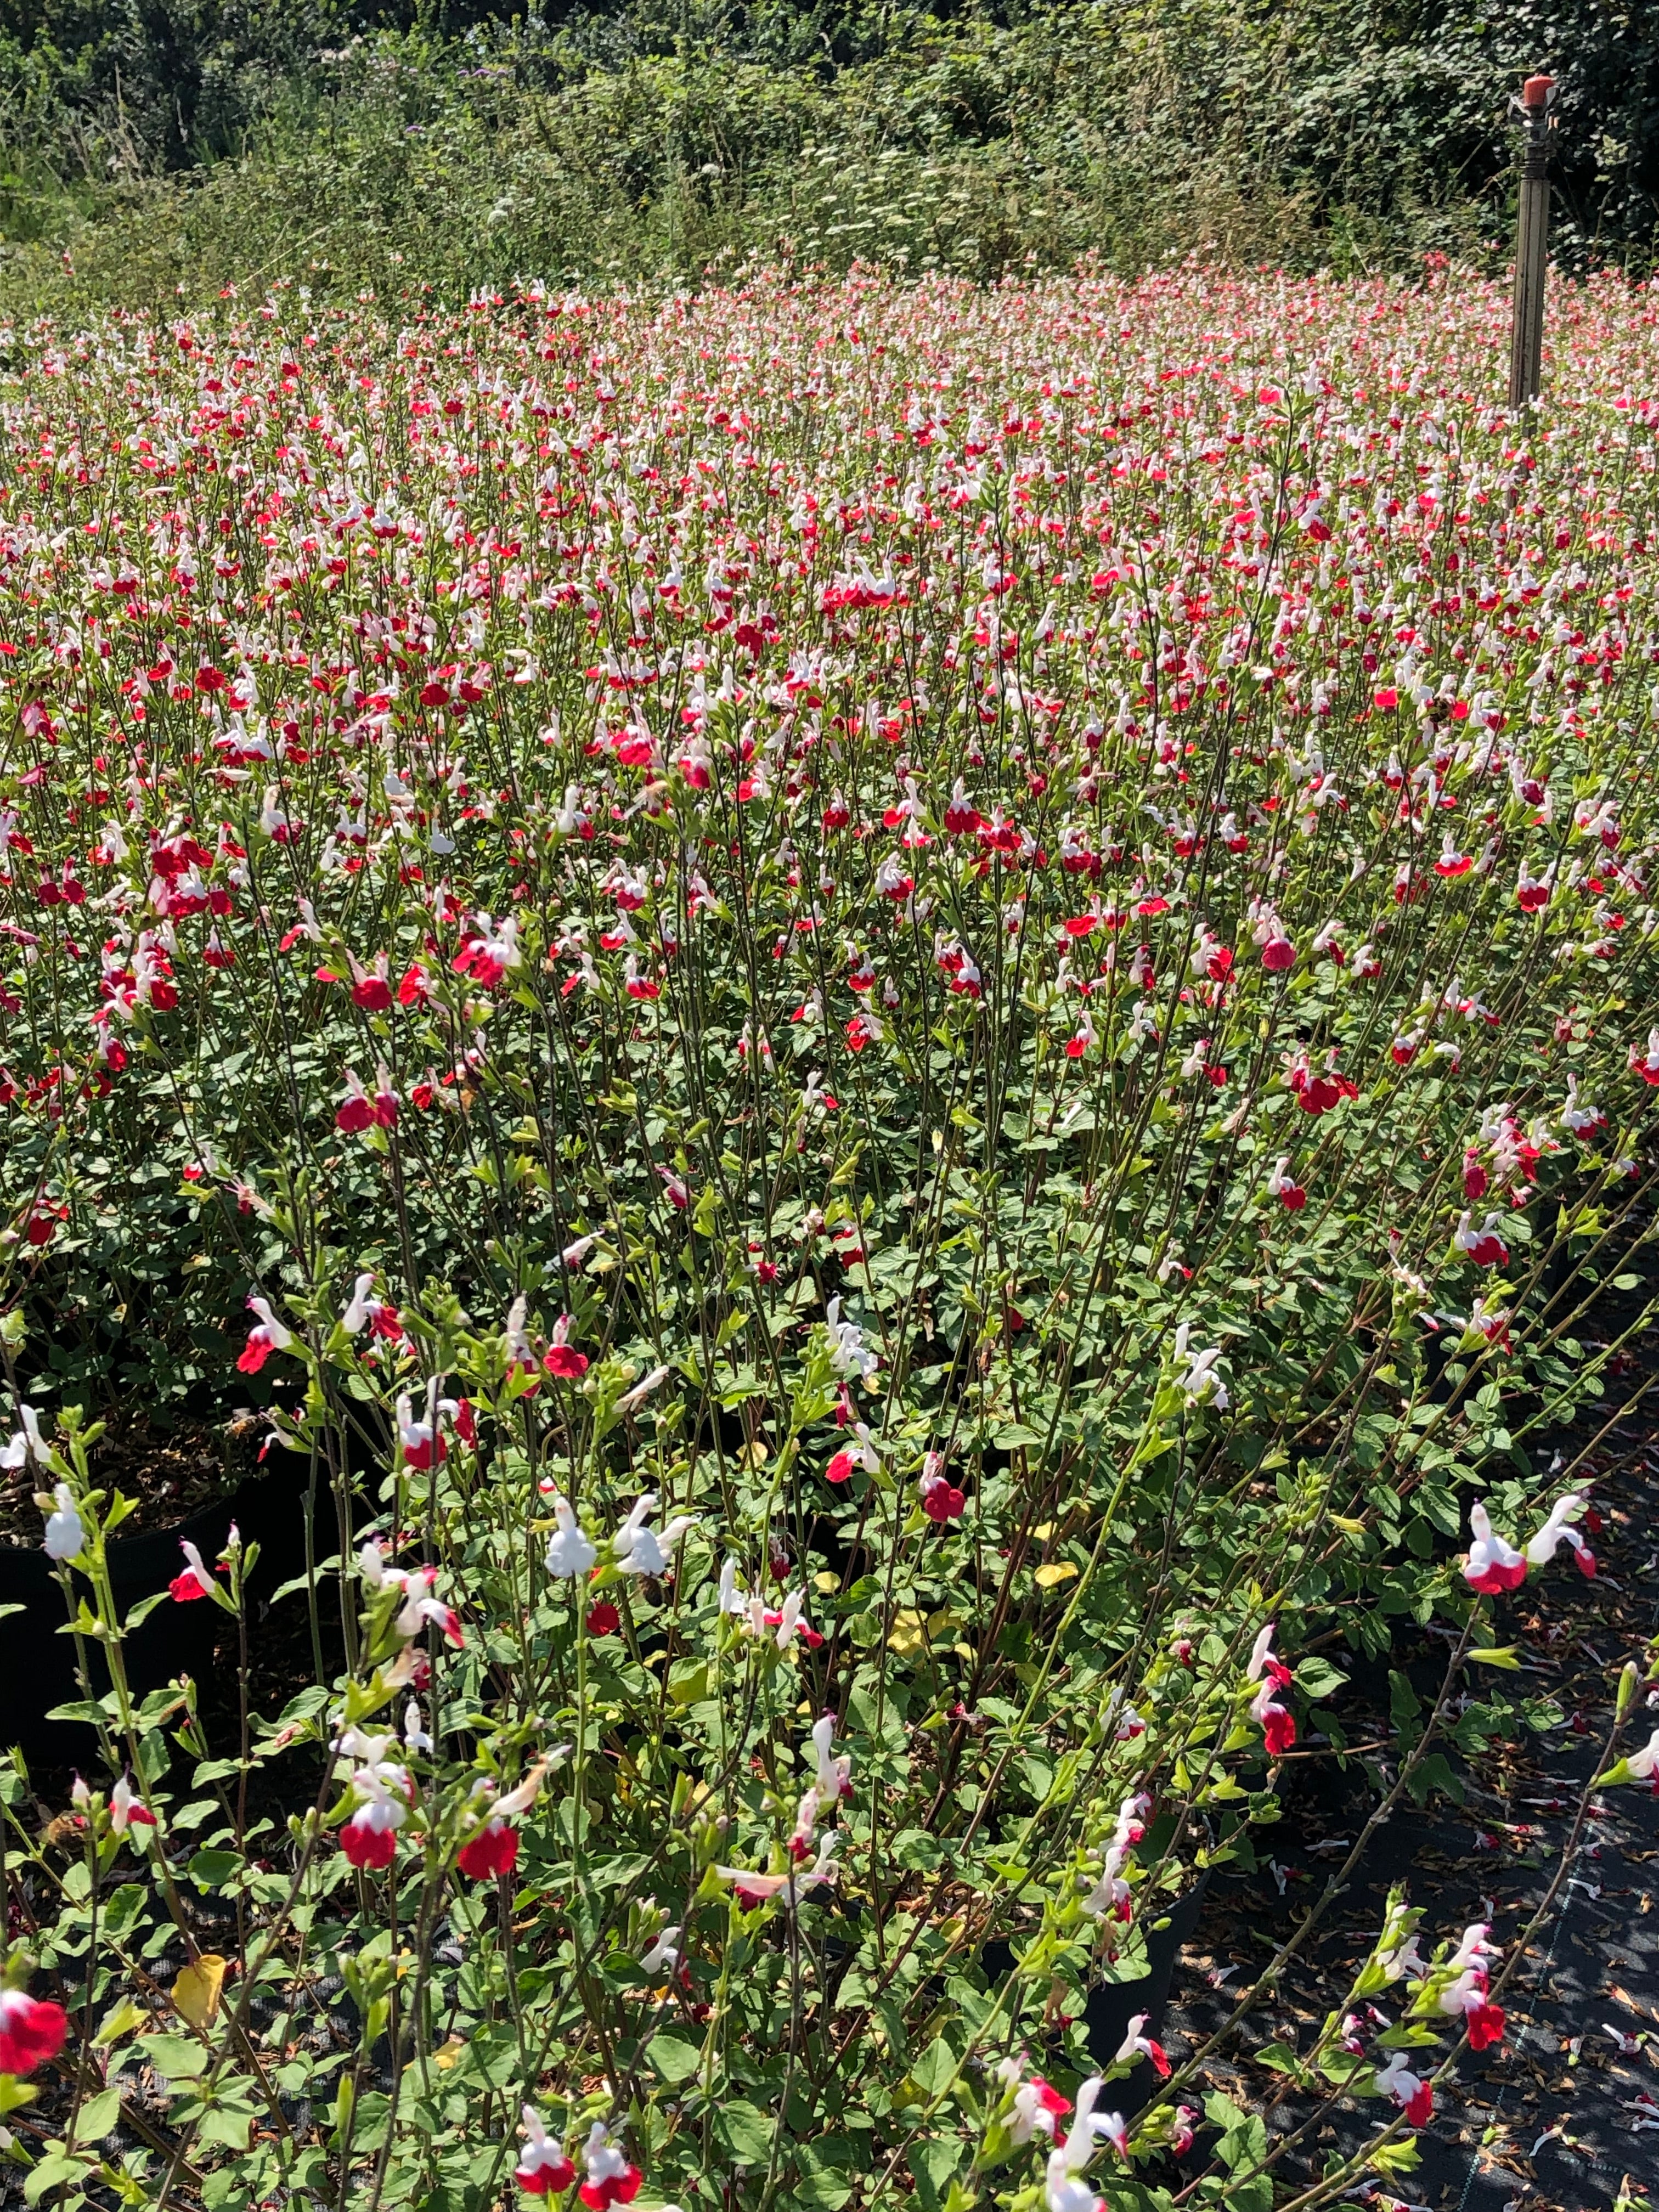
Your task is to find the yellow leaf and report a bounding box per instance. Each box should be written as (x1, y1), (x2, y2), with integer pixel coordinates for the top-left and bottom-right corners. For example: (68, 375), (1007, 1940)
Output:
(1034, 1561), (1078, 1589)
(888, 1607), (927, 1656)
(814, 1572), (839, 1594)
(434, 2038), (468, 2072)
(172, 1954), (227, 2032)
(1031, 1522), (1055, 1541)
(1467, 1645), (1522, 1669)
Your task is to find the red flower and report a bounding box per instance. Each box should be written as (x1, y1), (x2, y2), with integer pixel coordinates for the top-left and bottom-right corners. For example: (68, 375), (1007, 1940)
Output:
(580, 2166), (642, 2211)
(0, 1990), (68, 2076)
(516, 2152), (577, 2197)
(340, 1817), (398, 1870)
(1404, 2081), (1433, 2128)
(586, 1600), (620, 1636)
(921, 1479), (966, 1522)
(1261, 936), (1296, 972)
(1465, 2000), (1505, 2051)
(544, 1345), (589, 1379)
(1261, 1705), (1296, 1758)
(458, 1820), (519, 1880)
(1468, 1559), (1526, 1595)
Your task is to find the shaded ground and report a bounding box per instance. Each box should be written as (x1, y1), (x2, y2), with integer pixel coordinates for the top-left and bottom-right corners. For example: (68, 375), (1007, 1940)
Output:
(1160, 1369), (1659, 2211)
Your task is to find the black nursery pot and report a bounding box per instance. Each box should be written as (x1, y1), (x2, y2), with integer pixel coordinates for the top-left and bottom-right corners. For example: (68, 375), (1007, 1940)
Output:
(0, 1452), (318, 1765)
(1083, 1871), (1210, 2108)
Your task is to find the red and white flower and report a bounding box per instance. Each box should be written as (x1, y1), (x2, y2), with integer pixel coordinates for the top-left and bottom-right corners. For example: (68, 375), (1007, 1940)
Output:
(1266, 1156), (1306, 1211)
(1462, 1503), (1526, 1594)
(514, 2106), (577, 2197)
(236, 1293), (293, 1374)
(996, 2056), (1071, 2144)
(1453, 1211), (1510, 1268)
(1373, 2051), (1433, 2128)
(542, 1314), (589, 1379)
(1523, 1493), (1595, 1577)
(826, 1420), (879, 1485)
(169, 1538), (216, 1603)
(918, 1451), (966, 1521)
(0, 1987), (69, 2076)
(340, 1770), (407, 1870)
(577, 2121), (642, 2211)
(718, 1831), (841, 1910)
(1113, 2011), (1171, 2078)
(110, 1773), (157, 1835)
(1246, 1624), (1297, 1757)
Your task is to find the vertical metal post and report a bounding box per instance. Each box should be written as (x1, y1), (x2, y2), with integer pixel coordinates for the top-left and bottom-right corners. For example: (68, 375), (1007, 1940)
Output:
(1508, 72), (1556, 410)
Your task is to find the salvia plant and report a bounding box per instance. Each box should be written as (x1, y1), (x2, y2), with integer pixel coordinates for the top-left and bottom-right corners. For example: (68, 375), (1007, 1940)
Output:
(0, 263), (1655, 2212)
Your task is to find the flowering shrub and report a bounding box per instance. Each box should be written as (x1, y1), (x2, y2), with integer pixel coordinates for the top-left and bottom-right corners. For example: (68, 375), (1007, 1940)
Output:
(0, 264), (1656, 2212)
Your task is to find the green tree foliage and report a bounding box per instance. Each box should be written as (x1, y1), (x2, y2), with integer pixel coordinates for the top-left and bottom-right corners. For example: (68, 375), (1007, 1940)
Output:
(0, 0), (1651, 302)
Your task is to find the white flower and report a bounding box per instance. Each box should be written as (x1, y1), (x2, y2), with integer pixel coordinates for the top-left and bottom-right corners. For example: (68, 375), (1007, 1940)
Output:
(611, 1494), (695, 1578)
(545, 1495), (597, 1579)
(1171, 1322), (1229, 1410)
(640, 1923), (682, 1974)
(1045, 2076), (1128, 2209)
(811, 1714), (851, 1799)
(616, 1364), (670, 1415)
(43, 1483), (85, 1562)
(824, 1296), (877, 1381)
(718, 1556), (746, 1616)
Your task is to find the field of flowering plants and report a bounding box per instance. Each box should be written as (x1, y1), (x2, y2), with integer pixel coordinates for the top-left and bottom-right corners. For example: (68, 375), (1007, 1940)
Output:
(0, 261), (1657, 2212)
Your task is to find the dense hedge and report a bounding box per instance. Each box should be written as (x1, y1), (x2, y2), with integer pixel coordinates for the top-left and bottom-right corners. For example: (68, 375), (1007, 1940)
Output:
(0, 0), (1652, 306)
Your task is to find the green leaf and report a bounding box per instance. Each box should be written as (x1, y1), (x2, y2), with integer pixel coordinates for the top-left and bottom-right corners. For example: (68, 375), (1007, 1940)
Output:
(647, 2032), (703, 2085)
(667, 1660), (710, 1707)
(714, 2100), (774, 2166)
(1293, 1657), (1348, 1701)
(44, 1699), (112, 1726)
(197, 2102), (254, 2151)
(1253, 2040), (1305, 2079)
(910, 2035), (957, 2098)
(908, 2135), (962, 2212)
(71, 2085), (122, 2142)
(797, 2167), (855, 2211)
(136, 2033), (207, 2079)
(101, 1883), (148, 1937)
(1466, 1645), (1522, 1669)
(188, 1847), (245, 1890)
(24, 2151), (89, 2205)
